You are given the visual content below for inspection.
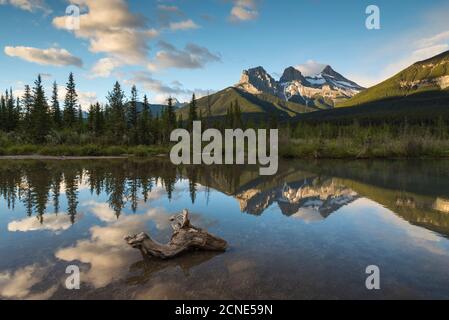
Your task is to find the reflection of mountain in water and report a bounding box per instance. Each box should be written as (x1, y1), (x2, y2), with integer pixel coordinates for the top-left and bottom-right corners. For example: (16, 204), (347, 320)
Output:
(1, 159), (449, 237)
(434, 198), (449, 214)
(235, 177), (359, 219)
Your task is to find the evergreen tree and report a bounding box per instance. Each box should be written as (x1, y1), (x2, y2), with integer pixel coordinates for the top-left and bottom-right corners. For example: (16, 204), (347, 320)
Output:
(5, 88), (19, 131)
(87, 104), (95, 133)
(0, 94), (5, 131)
(167, 97), (177, 131)
(138, 94), (151, 144)
(107, 81), (126, 143)
(160, 105), (169, 143)
(22, 85), (33, 131)
(51, 81), (62, 128)
(188, 93), (197, 131)
(128, 85), (139, 144)
(63, 72), (78, 128)
(177, 114), (183, 129)
(77, 105), (83, 132)
(94, 102), (104, 136)
(30, 75), (50, 143)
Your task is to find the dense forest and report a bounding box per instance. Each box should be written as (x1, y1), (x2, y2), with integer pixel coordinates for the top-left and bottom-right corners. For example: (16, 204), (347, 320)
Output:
(0, 73), (179, 145)
(0, 73), (251, 153)
(1, 72), (449, 158)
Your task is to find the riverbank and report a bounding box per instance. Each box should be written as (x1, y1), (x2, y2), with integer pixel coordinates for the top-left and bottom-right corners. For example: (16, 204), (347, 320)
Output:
(1, 138), (449, 160)
(279, 137), (449, 159)
(0, 144), (169, 158)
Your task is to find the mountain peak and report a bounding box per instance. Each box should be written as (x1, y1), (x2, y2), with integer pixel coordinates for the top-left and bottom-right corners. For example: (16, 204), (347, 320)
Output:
(236, 63), (365, 108)
(321, 65), (342, 78)
(280, 67), (306, 83)
(237, 66), (278, 95)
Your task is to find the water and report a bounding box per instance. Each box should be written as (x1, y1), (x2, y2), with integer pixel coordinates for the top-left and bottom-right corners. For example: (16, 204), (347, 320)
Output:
(0, 159), (449, 300)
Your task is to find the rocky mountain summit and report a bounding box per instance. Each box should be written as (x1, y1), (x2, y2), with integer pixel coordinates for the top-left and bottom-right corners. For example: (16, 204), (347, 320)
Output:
(236, 65), (365, 108)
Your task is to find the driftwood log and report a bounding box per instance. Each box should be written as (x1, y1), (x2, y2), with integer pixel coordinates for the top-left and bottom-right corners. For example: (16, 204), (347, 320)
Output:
(124, 209), (228, 259)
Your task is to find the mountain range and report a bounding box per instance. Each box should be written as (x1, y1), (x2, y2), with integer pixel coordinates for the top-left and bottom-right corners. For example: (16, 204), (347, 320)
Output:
(236, 65), (365, 108)
(175, 50), (449, 123)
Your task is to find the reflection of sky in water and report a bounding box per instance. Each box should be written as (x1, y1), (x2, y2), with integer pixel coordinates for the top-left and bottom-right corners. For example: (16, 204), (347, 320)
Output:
(1, 161), (449, 299)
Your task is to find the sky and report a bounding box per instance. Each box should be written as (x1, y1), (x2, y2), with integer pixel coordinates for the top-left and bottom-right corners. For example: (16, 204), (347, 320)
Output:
(1, 0), (449, 109)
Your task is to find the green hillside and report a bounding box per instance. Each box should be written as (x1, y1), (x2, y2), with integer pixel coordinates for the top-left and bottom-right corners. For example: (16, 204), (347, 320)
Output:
(176, 87), (317, 120)
(339, 50), (449, 108)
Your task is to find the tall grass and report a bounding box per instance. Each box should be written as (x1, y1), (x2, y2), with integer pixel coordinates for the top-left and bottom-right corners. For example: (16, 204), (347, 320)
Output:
(281, 119), (449, 159)
(0, 144), (169, 157)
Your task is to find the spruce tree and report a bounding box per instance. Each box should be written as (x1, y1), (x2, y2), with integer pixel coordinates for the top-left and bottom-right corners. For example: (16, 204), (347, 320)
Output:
(51, 81), (62, 129)
(30, 74), (50, 143)
(138, 94), (151, 144)
(167, 97), (177, 131)
(6, 88), (18, 131)
(128, 85), (138, 144)
(177, 114), (183, 129)
(0, 94), (5, 132)
(22, 85), (33, 131)
(63, 72), (78, 128)
(78, 106), (83, 132)
(87, 104), (95, 133)
(188, 93), (197, 131)
(94, 102), (104, 136)
(107, 81), (126, 143)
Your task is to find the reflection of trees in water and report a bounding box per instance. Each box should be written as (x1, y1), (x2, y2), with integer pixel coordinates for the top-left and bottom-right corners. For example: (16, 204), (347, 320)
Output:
(2, 159), (448, 236)
(0, 160), (222, 224)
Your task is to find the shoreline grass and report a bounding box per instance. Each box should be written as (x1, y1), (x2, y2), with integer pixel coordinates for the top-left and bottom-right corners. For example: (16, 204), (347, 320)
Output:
(0, 144), (170, 157)
(0, 140), (448, 159)
(279, 137), (449, 159)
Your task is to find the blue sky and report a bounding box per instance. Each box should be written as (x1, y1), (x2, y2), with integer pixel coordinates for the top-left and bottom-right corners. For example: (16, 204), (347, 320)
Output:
(1, 0), (449, 108)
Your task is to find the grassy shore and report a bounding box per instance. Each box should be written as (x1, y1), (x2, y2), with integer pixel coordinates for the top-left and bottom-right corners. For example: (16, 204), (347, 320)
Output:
(0, 144), (169, 157)
(279, 137), (449, 159)
(0, 140), (448, 159)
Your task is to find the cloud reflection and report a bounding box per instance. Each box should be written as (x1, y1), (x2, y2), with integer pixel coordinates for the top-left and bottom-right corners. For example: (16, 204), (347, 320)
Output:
(0, 264), (57, 299)
(55, 207), (173, 288)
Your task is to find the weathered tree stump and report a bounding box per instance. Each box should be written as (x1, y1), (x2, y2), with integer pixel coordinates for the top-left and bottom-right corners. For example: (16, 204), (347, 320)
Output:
(124, 209), (228, 259)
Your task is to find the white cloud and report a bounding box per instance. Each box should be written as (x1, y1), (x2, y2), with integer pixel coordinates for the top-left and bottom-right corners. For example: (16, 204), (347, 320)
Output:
(169, 19), (200, 31)
(0, 0), (51, 14)
(230, 0), (259, 22)
(82, 200), (117, 222)
(125, 71), (185, 96)
(295, 60), (327, 77)
(4, 46), (83, 67)
(52, 0), (158, 70)
(416, 30), (449, 49)
(90, 57), (122, 78)
(148, 41), (221, 71)
(8, 214), (75, 232)
(57, 85), (97, 111)
(157, 4), (180, 13)
(54, 207), (173, 288)
(124, 71), (211, 104)
(350, 30), (449, 87)
(0, 264), (57, 299)
(380, 44), (449, 81)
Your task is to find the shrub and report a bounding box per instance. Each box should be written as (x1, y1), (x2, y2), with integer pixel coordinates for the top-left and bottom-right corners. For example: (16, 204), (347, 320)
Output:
(103, 146), (127, 156)
(79, 144), (101, 156)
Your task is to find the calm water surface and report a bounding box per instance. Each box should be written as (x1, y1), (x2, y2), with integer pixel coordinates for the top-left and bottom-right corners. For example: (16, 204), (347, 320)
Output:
(0, 159), (449, 299)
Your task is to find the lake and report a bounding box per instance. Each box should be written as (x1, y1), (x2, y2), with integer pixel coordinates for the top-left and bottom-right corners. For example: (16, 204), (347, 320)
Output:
(1, 158), (449, 299)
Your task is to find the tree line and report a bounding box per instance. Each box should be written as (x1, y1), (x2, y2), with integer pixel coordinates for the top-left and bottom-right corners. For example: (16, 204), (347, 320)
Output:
(0, 73), (209, 146)
(0, 160), (249, 222)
